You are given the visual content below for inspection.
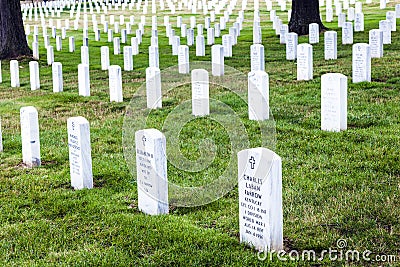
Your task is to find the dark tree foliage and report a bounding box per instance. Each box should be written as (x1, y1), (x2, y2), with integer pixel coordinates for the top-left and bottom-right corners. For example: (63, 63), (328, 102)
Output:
(0, 0), (32, 59)
(289, 0), (327, 36)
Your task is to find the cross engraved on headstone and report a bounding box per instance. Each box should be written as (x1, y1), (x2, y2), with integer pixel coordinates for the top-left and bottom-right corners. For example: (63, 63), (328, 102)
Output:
(142, 135), (146, 146)
(249, 156), (256, 169)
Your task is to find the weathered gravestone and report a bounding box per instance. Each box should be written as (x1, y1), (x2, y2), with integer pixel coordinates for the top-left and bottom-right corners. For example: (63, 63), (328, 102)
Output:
(68, 116), (93, 189)
(321, 73), (347, 132)
(135, 129), (169, 215)
(238, 147), (283, 252)
(20, 106), (41, 167)
(248, 71), (269, 121)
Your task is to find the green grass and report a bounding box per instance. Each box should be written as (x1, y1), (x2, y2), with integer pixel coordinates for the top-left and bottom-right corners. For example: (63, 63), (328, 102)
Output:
(1, 1), (400, 266)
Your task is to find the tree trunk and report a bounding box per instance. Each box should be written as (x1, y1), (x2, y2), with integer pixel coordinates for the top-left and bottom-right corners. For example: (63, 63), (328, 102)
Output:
(289, 0), (327, 36)
(0, 0), (32, 59)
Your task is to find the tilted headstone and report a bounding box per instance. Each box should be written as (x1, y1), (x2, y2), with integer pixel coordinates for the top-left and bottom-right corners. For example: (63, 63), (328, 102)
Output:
(324, 31), (337, 60)
(68, 116), (93, 189)
(146, 67), (162, 109)
(29, 61), (40, 91)
(238, 147), (283, 252)
(191, 69), (209, 116)
(297, 44), (313, 80)
(352, 43), (371, 83)
(52, 62), (63, 92)
(109, 65), (123, 102)
(135, 129), (169, 215)
(20, 106), (41, 167)
(211, 45), (224, 76)
(321, 73), (347, 132)
(78, 64), (90, 96)
(10, 60), (20, 88)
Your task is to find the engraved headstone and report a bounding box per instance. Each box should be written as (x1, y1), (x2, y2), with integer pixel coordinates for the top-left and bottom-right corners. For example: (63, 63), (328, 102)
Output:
(211, 45), (224, 76)
(29, 61), (40, 91)
(191, 69), (209, 116)
(309, 23), (319, 44)
(78, 64), (90, 96)
(146, 67), (162, 109)
(321, 73), (347, 132)
(68, 116), (93, 189)
(178, 45), (190, 74)
(324, 31), (337, 60)
(352, 43), (371, 83)
(369, 29), (383, 58)
(101, 46), (110, 70)
(135, 129), (169, 215)
(20, 106), (41, 167)
(109, 65), (123, 102)
(248, 71), (269, 121)
(123, 46), (134, 71)
(238, 147), (283, 252)
(297, 44), (313, 80)
(342, 22), (353, 44)
(286, 32), (298, 60)
(250, 44), (265, 72)
(52, 62), (63, 92)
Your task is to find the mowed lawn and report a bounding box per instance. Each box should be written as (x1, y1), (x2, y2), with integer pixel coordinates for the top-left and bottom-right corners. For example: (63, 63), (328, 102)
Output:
(0, 1), (399, 266)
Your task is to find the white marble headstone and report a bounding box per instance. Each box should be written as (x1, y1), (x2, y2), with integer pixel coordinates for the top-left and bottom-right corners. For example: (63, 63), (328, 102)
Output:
(109, 65), (123, 102)
(196, 35), (205, 56)
(342, 22), (353, 44)
(191, 69), (209, 116)
(29, 61), (40, 91)
(123, 46), (134, 71)
(20, 106), (41, 167)
(250, 44), (265, 72)
(369, 29), (383, 58)
(52, 62), (63, 92)
(10, 60), (20, 88)
(321, 73), (347, 132)
(178, 45), (190, 74)
(297, 44), (313, 80)
(309, 23), (319, 44)
(248, 71), (269, 121)
(101, 46), (110, 70)
(238, 147), (283, 252)
(211, 45), (224, 76)
(286, 32), (297, 60)
(68, 116), (93, 189)
(135, 129), (169, 215)
(352, 43), (371, 83)
(324, 31), (337, 60)
(78, 64), (90, 96)
(146, 67), (162, 109)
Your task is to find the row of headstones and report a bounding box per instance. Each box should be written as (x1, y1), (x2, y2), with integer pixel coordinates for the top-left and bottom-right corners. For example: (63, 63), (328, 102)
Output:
(1, 106), (283, 252)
